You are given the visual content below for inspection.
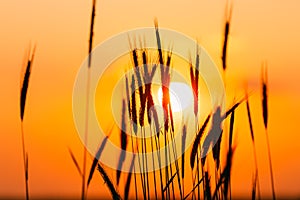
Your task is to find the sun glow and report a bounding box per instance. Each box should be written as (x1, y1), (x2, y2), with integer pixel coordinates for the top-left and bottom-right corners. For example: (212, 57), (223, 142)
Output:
(157, 82), (194, 113)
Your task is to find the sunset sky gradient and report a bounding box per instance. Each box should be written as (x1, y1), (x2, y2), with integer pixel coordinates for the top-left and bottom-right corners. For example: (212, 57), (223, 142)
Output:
(0, 0), (300, 198)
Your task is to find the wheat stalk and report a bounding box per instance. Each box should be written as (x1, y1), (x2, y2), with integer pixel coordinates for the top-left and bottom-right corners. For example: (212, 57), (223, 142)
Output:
(261, 63), (276, 199)
(116, 99), (128, 185)
(245, 89), (261, 199)
(20, 45), (36, 200)
(221, 1), (232, 71)
(81, 0), (96, 199)
(124, 155), (136, 200)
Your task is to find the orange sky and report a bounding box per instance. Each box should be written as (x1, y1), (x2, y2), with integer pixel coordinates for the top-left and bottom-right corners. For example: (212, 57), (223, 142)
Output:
(0, 0), (300, 198)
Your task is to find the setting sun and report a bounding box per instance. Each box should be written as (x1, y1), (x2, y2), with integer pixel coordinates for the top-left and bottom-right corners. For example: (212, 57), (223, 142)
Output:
(157, 82), (194, 113)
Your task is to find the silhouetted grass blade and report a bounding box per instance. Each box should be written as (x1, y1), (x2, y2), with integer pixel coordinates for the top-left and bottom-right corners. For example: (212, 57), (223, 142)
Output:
(97, 164), (121, 200)
(87, 135), (110, 186)
(190, 114), (211, 169)
(69, 148), (82, 176)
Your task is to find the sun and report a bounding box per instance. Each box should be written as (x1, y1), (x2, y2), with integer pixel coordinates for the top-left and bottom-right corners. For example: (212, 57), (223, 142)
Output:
(157, 82), (194, 113)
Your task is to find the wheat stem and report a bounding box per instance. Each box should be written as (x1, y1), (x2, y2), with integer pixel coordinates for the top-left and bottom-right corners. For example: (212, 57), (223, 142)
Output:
(81, 67), (91, 200)
(21, 122), (29, 200)
(266, 129), (276, 200)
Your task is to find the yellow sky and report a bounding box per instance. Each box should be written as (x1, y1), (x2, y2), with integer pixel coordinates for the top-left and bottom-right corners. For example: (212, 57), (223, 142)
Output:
(0, 0), (300, 198)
